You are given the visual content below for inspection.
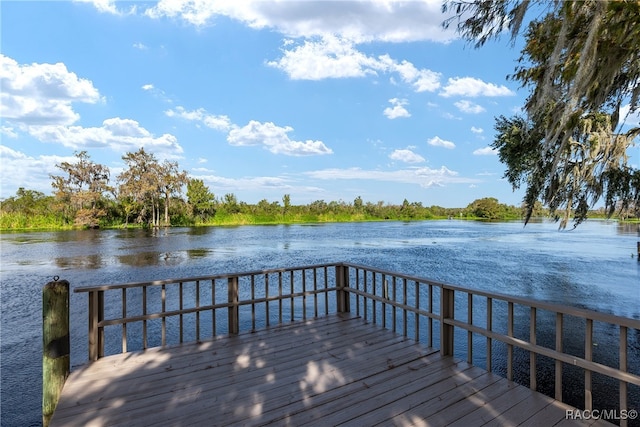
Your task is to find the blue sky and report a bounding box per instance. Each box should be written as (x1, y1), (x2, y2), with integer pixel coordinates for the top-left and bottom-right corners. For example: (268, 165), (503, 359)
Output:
(1, 1), (638, 208)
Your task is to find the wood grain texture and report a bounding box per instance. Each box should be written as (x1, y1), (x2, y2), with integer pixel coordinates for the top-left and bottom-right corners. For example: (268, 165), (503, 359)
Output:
(50, 314), (610, 427)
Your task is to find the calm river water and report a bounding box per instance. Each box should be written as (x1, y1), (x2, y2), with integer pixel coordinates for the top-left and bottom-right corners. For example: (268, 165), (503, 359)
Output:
(1, 220), (639, 426)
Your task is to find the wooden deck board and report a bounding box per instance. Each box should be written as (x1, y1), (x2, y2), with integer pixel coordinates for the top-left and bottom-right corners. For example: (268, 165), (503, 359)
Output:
(51, 314), (612, 427)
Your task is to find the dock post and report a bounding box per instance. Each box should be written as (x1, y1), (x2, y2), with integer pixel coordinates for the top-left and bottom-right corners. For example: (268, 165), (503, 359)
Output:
(440, 287), (454, 357)
(335, 265), (350, 313)
(43, 278), (70, 427)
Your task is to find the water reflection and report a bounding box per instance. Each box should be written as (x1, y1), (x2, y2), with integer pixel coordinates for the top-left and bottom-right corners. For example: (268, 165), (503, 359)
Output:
(117, 251), (186, 267)
(186, 248), (211, 259)
(617, 221), (640, 236)
(55, 254), (104, 269)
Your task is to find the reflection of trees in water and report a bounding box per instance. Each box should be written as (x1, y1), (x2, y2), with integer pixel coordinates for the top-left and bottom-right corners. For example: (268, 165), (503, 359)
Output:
(55, 254), (103, 269)
(186, 249), (211, 259)
(117, 251), (186, 267)
(616, 222), (640, 237)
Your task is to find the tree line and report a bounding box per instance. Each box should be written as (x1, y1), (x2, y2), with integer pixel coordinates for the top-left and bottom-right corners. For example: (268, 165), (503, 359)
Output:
(0, 150), (546, 230)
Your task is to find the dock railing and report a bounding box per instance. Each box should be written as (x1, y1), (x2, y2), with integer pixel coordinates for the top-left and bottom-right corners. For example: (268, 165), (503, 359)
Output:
(73, 261), (640, 426)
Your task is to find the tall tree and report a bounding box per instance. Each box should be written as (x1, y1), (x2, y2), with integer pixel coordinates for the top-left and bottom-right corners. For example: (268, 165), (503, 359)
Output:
(159, 160), (188, 226)
(117, 148), (162, 227)
(443, 0), (640, 227)
(50, 151), (111, 227)
(186, 179), (216, 222)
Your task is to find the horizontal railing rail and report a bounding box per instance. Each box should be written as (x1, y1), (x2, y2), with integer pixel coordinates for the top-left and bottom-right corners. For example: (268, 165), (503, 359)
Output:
(340, 262), (640, 427)
(75, 262), (344, 361)
(75, 261), (639, 426)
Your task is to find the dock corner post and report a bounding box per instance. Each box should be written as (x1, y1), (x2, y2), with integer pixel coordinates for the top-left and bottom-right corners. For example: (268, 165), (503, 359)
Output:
(335, 264), (350, 313)
(228, 276), (239, 334)
(43, 279), (70, 427)
(440, 287), (454, 357)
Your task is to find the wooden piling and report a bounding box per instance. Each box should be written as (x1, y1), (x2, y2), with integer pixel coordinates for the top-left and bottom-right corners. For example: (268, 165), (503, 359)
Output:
(43, 278), (70, 427)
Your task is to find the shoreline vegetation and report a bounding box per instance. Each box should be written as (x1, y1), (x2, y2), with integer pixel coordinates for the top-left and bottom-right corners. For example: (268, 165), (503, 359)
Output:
(2, 150), (637, 232)
(1, 189), (636, 232)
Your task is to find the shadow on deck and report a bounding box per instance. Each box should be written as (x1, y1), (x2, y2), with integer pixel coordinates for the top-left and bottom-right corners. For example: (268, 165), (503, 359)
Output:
(50, 314), (612, 427)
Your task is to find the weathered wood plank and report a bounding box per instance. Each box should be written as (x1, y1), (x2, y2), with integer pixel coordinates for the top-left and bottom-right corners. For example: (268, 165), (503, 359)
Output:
(50, 314), (615, 427)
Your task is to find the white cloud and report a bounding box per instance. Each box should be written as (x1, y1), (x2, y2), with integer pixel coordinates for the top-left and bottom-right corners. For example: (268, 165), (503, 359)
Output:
(165, 106), (234, 132)
(141, 84), (154, 91)
(73, 0), (135, 15)
(428, 136), (456, 149)
(144, 0), (456, 43)
(197, 157), (208, 164)
(267, 38), (440, 92)
(189, 171), (327, 199)
(471, 126), (484, 134)
(1, 54), (101, 126)
(305, 166), (478, 188)
(442, 112), (462, 120)
(266, 36), (380, 80)
(389, 149), (424, 164)
(473, 146), (498, 155)
(379, 55), (441, 92)
(0, 145), (76, 198)
(27, 117), (183, 158)
(440, 77), (515, 98)
(227, 120), (332, 156)
(1, 126), (18, 138)
(133, 42), (148, 50)
(383, 98), (410, 119)
(454, 100), (485, 114)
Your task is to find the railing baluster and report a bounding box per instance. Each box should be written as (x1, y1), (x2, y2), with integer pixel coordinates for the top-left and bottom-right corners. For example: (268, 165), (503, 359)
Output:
(195, 280), (200, 341)
(382, 274), (387, 328)
(88, 290), (98, 361)
(372, 273), (377, 325)
(620, 325), (628, 427)
(415, 281), (419, 343)
(227, 276), (239, 334)
(313, 269), (318, 318)
(507, 301), (514, 381)
(265, 273), (269, 327)
(555, 312), (563, 401)
(251, 275), (256, 330)
(122, 288), (127, 353)
(402, 278), (407, 338)
(179, 282), (183, 344)
(212, 279), (216, 336)
(584, 318), (593, 410)
(428, 284), (433, 348)
(392, 277), (397, 334)
(302, 269), (307, 320)
(142, 286), (147, 349)
(355, 268), (361, 317)
(161, 284), (166, 346)
(440, 287), (454, 356)
(363, 271), (368, 322)
(487, 297), (492, 372)
(468, 294), (473, 365)
(278, 272), (283, 325)
(290, 271), (294, 322)
(530, 307), (537, 391)
(324, 266), (329, 316)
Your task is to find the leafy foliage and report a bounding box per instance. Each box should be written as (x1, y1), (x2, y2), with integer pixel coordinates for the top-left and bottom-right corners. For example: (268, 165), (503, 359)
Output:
(50, 151), (111, 227)
(444, 0), (640, 227)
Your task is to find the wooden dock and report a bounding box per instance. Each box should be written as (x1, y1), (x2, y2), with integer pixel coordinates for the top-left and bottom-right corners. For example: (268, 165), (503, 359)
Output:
(50, 314), (611, 427)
